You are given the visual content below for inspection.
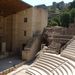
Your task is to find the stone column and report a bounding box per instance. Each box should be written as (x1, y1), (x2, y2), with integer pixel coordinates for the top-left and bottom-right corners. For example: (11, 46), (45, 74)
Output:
(1, 42), (6, 53)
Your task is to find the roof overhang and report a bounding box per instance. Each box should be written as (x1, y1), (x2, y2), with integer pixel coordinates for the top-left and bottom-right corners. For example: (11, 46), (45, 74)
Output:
(0, 0), (32, 17)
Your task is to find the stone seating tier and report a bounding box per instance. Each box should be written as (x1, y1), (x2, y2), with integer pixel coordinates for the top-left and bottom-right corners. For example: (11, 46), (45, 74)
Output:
(26, 53), (75, 75)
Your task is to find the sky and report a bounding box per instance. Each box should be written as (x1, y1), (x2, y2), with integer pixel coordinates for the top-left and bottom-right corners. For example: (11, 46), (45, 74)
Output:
(22, 0), (73, 6)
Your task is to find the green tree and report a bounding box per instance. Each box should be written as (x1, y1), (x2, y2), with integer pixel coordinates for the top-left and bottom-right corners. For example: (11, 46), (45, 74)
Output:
(50, 20), (58, 26)
(60, 12), (70, 27)
(69, 0), (75, 9)
(52, 16), (60, 26)
(47, 19), (58, 27)
(70, 8), (75, 23)
(47, 18), (51, 26)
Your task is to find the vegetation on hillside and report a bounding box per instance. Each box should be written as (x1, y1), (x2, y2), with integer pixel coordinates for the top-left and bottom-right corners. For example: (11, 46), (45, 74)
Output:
(48, 0), (75, 28)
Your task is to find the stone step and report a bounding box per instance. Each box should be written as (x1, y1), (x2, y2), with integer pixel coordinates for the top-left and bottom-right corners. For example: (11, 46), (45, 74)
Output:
(63, 49), (75, 52)
(36, 58), (61, 66)
(67, 45), (75, 48)
(27, 68), (42, 75)
(30, 56), (74, 75)
(42, 53), (66, 62)
(61, 52), (75, 61)
(34, 60), (63, 75)
(26, 70), (35, 75)
(38, 57), (74, 75)
(62, 50), (75, 55)
(32, 66), (51, 75)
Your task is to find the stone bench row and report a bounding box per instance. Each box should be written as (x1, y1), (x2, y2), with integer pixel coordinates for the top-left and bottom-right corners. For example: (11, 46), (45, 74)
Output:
(26, 53), (75, 75)
(61, 39), (75, 61)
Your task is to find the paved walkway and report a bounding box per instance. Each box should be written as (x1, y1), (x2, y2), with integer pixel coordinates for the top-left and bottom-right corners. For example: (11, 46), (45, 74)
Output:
(7, 65), (29, 75)
(0, 56), (23, 72)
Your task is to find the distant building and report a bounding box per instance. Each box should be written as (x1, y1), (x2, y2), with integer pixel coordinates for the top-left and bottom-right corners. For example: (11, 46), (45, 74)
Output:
(35, 4), (48, 9)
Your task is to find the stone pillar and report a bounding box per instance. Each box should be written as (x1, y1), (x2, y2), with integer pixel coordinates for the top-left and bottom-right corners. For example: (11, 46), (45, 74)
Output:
(1, 42), (6, 53)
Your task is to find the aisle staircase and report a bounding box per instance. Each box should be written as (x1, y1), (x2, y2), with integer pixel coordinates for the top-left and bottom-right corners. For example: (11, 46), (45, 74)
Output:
(61, 37), (75, 61)
(26, 53), (75, 75)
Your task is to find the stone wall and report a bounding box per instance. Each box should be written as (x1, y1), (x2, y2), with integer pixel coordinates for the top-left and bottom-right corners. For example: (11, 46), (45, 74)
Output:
(0, 16), (13, 53)
(22, 36), (41, 62)
(0, 16), (4, 52)
(42, 26), (73, 54)
(0, 7), (48, 56)
(32, 7), (48, 34)
(68, 23), (75, 35)
(12, 8), (33, 53)
(12, 7), (48, 54)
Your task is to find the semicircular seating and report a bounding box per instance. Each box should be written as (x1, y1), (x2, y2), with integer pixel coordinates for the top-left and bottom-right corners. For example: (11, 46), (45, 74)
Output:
(25, 37), (75, 75)
(26, 52), (75, 75)
(61, 39), (75, 61)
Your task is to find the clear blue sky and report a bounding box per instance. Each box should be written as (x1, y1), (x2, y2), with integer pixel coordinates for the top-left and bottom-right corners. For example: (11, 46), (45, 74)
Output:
(22, 0), (73, 6)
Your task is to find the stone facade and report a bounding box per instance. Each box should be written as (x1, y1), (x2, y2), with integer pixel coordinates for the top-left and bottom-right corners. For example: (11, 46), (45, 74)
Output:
(0, 7), (48, 57)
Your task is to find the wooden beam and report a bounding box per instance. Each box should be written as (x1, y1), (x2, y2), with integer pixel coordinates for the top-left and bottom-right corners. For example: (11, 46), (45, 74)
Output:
(0, 0), (32, 16)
